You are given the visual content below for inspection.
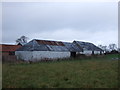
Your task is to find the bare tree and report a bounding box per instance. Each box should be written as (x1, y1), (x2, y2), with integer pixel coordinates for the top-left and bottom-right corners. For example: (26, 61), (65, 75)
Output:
(98, 45), (107, 53)
(108, 44), (117, 51)
(16, 36), (28, 45)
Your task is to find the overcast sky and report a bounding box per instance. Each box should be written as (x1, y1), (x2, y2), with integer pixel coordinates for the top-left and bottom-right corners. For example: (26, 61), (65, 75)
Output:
(2, 2), (118, 46)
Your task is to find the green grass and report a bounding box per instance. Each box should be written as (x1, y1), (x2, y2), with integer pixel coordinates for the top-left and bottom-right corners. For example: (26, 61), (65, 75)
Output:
(2, 54), (119, 88)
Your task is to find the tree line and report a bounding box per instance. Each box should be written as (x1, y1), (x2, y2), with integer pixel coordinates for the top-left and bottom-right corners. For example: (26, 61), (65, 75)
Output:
(98, 44), (119, 54)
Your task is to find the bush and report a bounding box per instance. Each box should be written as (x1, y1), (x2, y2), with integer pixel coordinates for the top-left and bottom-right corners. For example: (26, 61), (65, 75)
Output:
(110, 50), (118, 54)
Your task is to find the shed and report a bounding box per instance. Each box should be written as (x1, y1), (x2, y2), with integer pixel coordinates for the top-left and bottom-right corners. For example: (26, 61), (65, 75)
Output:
(0, 44), (21, 55)
(73, 41), (103, 55)
(15, 39), (82, 61)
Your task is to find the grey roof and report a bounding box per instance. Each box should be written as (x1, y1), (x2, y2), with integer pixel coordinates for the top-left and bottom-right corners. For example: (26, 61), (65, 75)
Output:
(73, 41), (103, 51)
(63, 42), (83, 52)
(16, 39), (49, 51)
(16, 39), (82, 52)
(16, 39), (102, 52)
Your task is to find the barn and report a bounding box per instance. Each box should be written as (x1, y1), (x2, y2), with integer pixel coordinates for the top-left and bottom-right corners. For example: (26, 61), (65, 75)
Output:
(15, 39), (82, 61)
(73, 41), (103, 55)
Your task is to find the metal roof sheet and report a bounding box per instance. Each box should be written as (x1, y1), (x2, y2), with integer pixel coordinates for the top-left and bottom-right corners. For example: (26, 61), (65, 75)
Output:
(73, 41), (103, 51)
(17, 39), (70, 51)
(17, 39), (102, 52)
(36, 40), (64, 46)
(63, 42), (83, 52)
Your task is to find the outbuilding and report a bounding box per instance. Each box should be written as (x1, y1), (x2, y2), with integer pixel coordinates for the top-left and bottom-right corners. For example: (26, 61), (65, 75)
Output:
(15, 39), (82, 61)
(73, 41), (103, 55)
(0, 44), (21, 55)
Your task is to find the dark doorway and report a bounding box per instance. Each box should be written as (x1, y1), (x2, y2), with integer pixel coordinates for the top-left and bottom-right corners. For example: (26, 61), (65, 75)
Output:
(92, 51), (94, 55)
(9, 51), (15, 55)
(71, 52), (76, 58)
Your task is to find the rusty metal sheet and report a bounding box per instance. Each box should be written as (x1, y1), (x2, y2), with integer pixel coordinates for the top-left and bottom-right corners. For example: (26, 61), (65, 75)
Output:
(17, 39), (68, 51)
(36, 40), (64, 46)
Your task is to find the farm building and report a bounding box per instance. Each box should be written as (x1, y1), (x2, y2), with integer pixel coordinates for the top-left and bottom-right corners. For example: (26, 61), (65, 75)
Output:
(15, 39), (82, 61)
(63, 42), (83, 57)
(73, 41), (103, 55)
(0, 44), (21, 55)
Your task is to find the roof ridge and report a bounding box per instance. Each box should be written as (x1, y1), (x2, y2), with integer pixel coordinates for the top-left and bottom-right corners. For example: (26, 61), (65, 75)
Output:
(35, 39), (63, 42)
(74, 40), (93, 44)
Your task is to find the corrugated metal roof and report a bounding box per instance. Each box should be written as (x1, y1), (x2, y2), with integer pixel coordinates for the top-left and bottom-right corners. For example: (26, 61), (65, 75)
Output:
(36, 40), (64, 46)
(17, 39), (84, 52)
(17, 39), (102, 52)
(36, 39), (68, 51)
(63, 42), (83, 52)
(0, 44), (21, 52)
(17, 39), (70, 51)
(73, 41), (103, 51)
(46, 45), (68, 51)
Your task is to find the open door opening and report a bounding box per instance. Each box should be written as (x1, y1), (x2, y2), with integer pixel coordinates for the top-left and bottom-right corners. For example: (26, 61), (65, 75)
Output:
(71, 52), (76, 58)
(92, 51), (94, 55)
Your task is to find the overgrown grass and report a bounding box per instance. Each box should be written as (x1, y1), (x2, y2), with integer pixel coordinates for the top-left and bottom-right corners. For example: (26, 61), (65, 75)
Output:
(2, 54), (119, 88)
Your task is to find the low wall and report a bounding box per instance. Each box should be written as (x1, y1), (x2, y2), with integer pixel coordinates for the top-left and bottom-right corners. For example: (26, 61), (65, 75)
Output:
(15, 51), (70, 61)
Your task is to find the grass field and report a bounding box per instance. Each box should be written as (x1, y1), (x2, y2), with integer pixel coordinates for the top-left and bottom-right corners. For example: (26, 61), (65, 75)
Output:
(2, 54), (119, 88)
